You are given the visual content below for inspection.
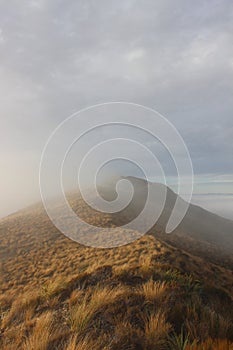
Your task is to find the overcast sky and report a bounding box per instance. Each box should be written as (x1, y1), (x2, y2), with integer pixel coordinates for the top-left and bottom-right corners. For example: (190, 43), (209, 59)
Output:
(0, 0), (233, 218)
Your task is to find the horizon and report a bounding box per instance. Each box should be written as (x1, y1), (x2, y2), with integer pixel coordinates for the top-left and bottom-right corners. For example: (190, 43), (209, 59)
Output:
(1, 173), (232, 221)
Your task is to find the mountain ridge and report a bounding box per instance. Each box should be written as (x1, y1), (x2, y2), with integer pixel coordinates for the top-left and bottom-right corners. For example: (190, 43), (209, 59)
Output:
(0, 177), (233, 349)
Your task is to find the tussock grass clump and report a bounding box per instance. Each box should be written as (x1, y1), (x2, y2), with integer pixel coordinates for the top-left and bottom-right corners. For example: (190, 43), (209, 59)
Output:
(65, 335), (108, 350)
(143, 311), (171, 350)
(40, 277), (69, 300)
(69, 284), (128, 334)
(1, 290), (41, 328)
(22, 311), (54, 350)
(138, 279), (168, 305)
(168, 328), (191, 350)
(187, 338), (233, 350)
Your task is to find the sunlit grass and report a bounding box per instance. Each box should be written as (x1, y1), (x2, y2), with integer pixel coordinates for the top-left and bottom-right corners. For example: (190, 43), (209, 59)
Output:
(143, 311), (171, 350)
(0, 204), (233, 350)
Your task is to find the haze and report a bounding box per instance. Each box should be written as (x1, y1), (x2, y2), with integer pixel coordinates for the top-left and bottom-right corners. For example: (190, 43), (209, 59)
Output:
(0, 0), (233, 219)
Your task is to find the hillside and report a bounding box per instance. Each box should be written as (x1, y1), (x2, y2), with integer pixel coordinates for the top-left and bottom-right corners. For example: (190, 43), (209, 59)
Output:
(97, 176), (233, 268)
(0, 179), (233, 349)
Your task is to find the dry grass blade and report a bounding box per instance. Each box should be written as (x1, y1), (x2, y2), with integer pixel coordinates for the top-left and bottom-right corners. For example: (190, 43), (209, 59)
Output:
(138, 279), (168, 305)
(143, 311), (171, 350)
(65, 335), (110, 350)
(69, 284), (128, 334)
(23, 311), (54, 350)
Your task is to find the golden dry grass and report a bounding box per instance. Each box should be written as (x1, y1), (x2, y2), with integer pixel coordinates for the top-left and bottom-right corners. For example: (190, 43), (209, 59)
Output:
(187, 338), (233, 350)
(138, 279), (168, 305)
(143, 311), (171, 349)
(0, 258), (232, 349)
(22, 311), (54, 350)
(0, 199), (233, 349)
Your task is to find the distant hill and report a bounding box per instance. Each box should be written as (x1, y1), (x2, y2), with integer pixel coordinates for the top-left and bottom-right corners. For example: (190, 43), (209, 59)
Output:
(96, 176), (233, 267)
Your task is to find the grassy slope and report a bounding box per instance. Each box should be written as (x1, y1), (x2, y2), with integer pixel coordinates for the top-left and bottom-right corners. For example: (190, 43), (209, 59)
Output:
(0, 203), (233, 349)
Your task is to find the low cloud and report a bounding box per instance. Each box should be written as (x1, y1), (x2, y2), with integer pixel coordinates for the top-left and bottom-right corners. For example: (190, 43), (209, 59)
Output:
(0, 0), (232, 216)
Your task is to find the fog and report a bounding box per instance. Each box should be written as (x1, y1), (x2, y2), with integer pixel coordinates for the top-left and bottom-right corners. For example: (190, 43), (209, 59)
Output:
(0, 0), (233, 220)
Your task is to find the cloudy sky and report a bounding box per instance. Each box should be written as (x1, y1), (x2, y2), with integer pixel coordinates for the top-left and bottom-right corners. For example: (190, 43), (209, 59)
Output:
(0, 0), (233, 218)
